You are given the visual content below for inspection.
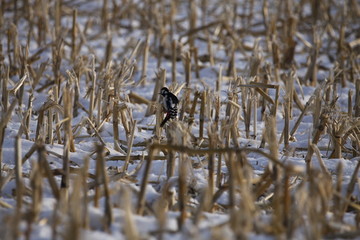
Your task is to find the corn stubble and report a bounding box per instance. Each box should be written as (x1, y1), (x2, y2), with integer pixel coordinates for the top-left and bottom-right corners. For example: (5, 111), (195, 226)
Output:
(0, 0), (359, 239)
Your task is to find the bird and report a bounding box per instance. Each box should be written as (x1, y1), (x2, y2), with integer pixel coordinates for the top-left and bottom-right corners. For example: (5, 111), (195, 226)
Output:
(159, 87), (179, 127)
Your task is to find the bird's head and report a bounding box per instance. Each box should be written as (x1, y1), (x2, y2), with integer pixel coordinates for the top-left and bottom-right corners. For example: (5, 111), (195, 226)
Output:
(159, 87), (169, 96)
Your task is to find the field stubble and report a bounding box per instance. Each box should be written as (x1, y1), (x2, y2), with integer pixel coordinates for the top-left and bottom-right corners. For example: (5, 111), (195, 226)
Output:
(0, 0), (360, 239)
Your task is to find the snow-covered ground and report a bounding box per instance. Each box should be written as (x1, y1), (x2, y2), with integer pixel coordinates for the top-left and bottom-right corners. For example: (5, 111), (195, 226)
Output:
(1, 0), (360, 239)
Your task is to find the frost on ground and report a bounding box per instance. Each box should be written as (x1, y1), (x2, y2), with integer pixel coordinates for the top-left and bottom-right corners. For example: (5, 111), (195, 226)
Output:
(0, 0), (360, 239)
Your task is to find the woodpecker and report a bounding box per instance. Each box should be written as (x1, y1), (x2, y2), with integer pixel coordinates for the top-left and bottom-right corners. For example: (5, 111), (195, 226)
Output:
(159, 87), (179, 127)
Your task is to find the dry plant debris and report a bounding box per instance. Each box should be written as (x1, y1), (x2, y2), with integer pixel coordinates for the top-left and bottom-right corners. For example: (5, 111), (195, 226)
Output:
(0, 0), (360, 239)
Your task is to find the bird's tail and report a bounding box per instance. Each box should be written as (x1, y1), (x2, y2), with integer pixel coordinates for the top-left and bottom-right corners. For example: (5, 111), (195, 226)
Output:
(160, 114), (171, 127)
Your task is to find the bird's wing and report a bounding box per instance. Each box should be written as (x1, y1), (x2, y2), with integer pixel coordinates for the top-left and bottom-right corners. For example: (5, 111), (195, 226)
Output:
(165, 98), (174, 110)
(170, 93), (179, 105)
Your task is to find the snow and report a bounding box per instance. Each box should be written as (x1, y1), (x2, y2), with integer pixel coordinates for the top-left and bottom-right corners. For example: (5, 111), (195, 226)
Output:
(1, 0), (360, 239)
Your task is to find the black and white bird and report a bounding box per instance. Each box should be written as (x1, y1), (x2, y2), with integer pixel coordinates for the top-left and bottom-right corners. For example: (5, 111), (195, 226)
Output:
(159, 87), (179, 127)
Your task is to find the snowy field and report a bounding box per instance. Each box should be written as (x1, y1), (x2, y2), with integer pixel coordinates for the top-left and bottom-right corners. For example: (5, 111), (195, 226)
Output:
(0, 0), (360, 239)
